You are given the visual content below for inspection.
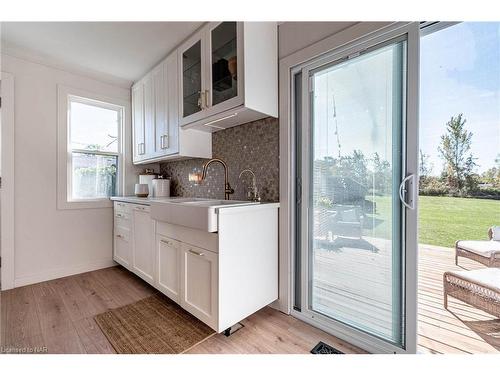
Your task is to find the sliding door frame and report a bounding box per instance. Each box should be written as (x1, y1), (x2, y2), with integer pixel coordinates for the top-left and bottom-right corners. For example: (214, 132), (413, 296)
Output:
(279, 22), (419, 353)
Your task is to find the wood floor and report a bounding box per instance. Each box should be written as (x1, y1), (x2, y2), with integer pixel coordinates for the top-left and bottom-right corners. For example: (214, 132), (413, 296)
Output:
(0, 266), (364, 354)
(1, 245), (498, 354)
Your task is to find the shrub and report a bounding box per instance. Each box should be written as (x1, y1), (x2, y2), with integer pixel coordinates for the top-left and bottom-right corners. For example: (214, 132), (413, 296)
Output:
(419, 179), (449, 196)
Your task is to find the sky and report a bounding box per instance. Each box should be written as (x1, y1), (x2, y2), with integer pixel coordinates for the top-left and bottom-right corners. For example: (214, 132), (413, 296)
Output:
(70, 100), (119, 152)
(420, 22), (500, 175)
(313, 22), (500, 176)
(314, 42), (403, 165)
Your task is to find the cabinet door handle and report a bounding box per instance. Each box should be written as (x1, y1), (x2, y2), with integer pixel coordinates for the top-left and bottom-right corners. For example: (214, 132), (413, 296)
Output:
(197, 91), (204, 109)
(188, 249), (204, 257)
(204, 89), (210, 108)
(116, 234), (123, 238)
(160, 239), (171, 246)
(116, 213), (124, 218)
(138, 142), (145, 155)
(160, 134), (169, 149)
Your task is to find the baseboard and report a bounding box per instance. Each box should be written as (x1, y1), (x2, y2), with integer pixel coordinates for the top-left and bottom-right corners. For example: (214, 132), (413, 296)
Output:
(13, 258), (117, 288)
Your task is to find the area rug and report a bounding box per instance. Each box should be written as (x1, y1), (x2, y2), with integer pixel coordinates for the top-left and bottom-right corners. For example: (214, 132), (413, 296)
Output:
(94, 294), (215, 354)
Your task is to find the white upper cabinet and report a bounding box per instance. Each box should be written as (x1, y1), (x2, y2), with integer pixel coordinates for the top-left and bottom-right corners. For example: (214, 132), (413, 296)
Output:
(132, 51), (211, 164)
(178, 22), (278, 132)
(132, 84), (145, 162)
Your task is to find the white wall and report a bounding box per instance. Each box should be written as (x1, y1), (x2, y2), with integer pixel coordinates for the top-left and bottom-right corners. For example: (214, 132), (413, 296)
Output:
(1, 54), (143, 288)
(278, 22), (394, 59)
(278, 22), (358, 58)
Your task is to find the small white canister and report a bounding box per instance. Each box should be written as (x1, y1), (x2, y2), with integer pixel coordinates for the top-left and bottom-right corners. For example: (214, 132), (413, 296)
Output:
(152, 177), (171, 197)
(134, 183), (149, 198)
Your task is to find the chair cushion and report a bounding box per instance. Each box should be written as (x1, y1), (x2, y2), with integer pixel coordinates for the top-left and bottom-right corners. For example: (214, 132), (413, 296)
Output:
(491, 226), (500, 241)
(457, 240), (500, 257)
(451, 268), (500, 290)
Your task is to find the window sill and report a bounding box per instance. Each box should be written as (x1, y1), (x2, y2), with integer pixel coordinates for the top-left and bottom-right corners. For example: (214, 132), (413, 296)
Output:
(57, 198), (113, 210)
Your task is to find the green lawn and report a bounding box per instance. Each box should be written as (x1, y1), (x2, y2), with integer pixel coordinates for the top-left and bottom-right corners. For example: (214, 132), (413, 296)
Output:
(364, 195), (500, 248)
(418, 196), (500, 248)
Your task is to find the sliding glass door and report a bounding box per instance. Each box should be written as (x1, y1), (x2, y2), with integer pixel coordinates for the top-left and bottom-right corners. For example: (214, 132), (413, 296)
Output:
(294, 25), (419, 353)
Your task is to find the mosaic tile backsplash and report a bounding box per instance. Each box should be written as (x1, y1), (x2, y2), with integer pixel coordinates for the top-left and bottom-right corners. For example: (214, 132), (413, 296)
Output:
(160, 117), (279, 202)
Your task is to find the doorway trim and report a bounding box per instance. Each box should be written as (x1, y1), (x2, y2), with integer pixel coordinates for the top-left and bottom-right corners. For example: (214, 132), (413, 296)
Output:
(278, 22), (419, 353)
(1, 71), (15, 290)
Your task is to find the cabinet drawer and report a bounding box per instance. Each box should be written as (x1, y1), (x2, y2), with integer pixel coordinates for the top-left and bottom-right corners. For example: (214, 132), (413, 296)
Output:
(131, 204), (150, 213)
(114, 226), (131, 243)
(114, 226), (132, 268)
(114, 211), (131, 229)
(114, 201), (131, 213)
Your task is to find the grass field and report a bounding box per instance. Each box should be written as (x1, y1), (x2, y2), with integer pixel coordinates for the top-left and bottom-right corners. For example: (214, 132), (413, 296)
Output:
(364, 195), (500, 248)
(418, 196), (500, 248)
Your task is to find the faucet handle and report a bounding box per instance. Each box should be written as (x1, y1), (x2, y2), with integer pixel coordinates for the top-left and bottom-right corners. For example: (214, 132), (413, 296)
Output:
(239, 169), (260, 202)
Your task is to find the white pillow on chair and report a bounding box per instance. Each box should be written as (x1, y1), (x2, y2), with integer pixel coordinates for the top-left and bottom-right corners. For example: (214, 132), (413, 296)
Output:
(491, 226), (500, 241)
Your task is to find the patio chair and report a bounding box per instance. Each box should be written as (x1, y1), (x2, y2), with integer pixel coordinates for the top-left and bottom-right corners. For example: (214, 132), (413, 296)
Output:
(455, 226), (500, 267)
(443, 268), (500, 318)
(331, 205), (363, 239)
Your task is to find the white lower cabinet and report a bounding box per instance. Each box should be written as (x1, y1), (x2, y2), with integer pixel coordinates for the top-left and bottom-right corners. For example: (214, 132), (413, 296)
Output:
(113, 200), (279, 333)
(156, 235), (181, 303)
(131, 205), (155, 285)
(180, 243), (218, 328)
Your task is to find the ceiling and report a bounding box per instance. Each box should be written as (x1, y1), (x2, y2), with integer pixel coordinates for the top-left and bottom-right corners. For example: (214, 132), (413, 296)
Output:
(1, 22), (204, 87)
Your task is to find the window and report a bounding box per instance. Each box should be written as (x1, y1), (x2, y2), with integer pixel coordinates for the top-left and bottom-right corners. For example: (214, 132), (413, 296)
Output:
(69, 97), (122, 200)
(58, 86), (127, 209)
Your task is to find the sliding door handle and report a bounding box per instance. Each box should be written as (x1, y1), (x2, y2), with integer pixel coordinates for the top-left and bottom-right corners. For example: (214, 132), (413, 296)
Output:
(399, 174), (415, 210)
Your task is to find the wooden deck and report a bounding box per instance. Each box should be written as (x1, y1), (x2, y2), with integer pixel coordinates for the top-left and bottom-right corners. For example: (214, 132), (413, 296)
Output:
(313, 239), (500, 353)
(417, 244), (499, 353)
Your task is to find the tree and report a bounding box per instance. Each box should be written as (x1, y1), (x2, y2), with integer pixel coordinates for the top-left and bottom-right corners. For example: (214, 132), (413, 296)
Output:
(419, 150), (432, 178)
(438, 114), (477, 195)
(480, 154), (500, 188)
(373, 152), (392, 194)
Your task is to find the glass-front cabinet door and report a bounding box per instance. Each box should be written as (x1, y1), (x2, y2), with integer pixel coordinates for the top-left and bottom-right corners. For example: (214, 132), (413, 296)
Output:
(206, 22), (244, 115)
(179, 22), (244, 127)
(209, 22), (239, 107)
(180, 39), (203, 121)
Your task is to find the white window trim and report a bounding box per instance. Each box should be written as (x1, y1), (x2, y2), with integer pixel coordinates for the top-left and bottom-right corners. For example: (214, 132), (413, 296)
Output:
(57, 85), (129, 210)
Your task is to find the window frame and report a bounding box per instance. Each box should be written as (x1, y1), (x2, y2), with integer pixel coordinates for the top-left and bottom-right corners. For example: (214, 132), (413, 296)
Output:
(57, 85), (127, 210)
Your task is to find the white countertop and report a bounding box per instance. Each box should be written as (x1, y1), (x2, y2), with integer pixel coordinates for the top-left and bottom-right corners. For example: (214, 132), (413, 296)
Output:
(110, 196), (280, 208)
(110, 196), (189, 205)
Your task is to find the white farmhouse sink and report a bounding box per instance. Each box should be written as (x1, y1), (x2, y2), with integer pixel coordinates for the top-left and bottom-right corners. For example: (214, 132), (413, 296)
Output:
(150, 199), (260, 232)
